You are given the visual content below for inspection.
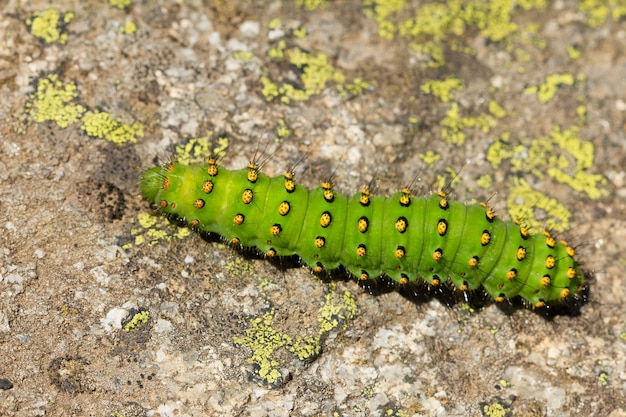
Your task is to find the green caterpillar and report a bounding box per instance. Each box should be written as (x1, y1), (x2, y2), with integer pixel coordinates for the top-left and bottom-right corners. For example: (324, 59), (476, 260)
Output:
(140, 158), (587, 313)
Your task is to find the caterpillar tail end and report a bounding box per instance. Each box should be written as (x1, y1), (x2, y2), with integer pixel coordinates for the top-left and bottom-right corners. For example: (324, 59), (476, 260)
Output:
(140, 167), (164, 203)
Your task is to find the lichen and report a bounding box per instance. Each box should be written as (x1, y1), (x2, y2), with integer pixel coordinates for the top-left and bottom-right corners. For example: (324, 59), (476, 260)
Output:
(439, 103), (496, 145)
(26, 8), (74, 45)
(420, 77), (465, 102)
(263, 44), (369, 103)
(123, 310), (149, 332)
(81, 110), (144, 145)
(26, 75), (85, 128)
(109, 0), (132, 9)
(174, 134), (229, 165)
(507, 177), (571, 232)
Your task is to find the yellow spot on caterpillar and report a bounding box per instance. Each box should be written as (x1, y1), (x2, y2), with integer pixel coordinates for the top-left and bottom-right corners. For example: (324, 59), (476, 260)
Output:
(399, 275), (409, 285)
(242, 189), (254, 204)
(495, 295), (505, 303)
(437, 219), (448, 236)
(202, 180), (214, 194)
(207, 159), (218, 176)
(540, 275), (551, 287)
(519, 227), (529, 239)
(230, 237), (240, 246)
(284, 172), (296, 192)
(356, 245), (366, 257)
(322, 182), (334, 202)
(568, 267), (577, 279)
(270, 225), (281, 236)
(395, 217), (408, 233)
(394, 247), (405, 259)
(433, 249), (443, 261)
(267, 248), (276, 257)
(314, 236), (325, 248)
(516, 246), (526, 261)
(313, 263), (323, 273)
(359, 271), (369, 281)
(194, 199), (205, 209)
(481, 231), (491, 246)
(560, 288), (570, 298)
(233, 214), (244, 225)
(359, 189), (370, 206)
(468, 256), (479, 268)
(535, 300), (546, 308)
(247, 162), (258, 183)
(506, 269), (517, 281)
(358, 217), (368, 233)
(320, 211), (332, 227)
(545, 236), (556, 248)
(399, 189), (411, 206)
(278, 201), (291, 216)
(431, 276), (440, 287)
(190, 219), (199, 228)
(162, 177), (170, 190)
(545, 255), (556, 269)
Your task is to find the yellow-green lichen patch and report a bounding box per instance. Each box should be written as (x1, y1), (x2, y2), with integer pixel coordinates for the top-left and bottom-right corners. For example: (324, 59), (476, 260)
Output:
(507, 178), (571, 232)
(487, 125), (607, 200)
(81, 110), (144, 145)
(384, 407), (411, 417)
(26, 74), (86, 128)
(109, 0), (132, 9)
(26, 8), (74, 45)
(362, 1), (549, 67)
(567, 45), (582, 60)
(418, 151), (441, 168)
(274, 119), (292, 141)
(579, 0), (626, 28)
(263, 45), (370, 103)
(481, 399), (511, 417)
(119, 20), (137, 35)
(232, 51), (254, 62)
(440, 103), (496, 145)
(174, 134), (229, 165)
(545, 126), (607, 199)
(317, 288), (358, 334)
(234, 285), (355, 384)
(420, 77), (465, 102)
(523, 72), (575, 104)
(223, 257), (254, 279)
(477, 174), (493, 189)
(362, 0), (407, 40)
(488, 100), (511, 119)
(233, 310), (293, 385)
(128, 213), (191, 248)
(298, 0), (328, 11)
(293, 26), (308, 39)
(123, 310), (149, 332)
(435, 167), (463, 192)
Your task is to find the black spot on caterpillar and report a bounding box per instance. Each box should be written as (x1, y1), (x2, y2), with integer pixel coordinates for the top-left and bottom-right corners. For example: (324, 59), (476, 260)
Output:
(140, 158), (588, 315)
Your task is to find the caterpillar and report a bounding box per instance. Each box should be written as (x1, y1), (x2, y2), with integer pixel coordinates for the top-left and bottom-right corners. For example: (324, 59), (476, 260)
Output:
(140, 157), (588, 314)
